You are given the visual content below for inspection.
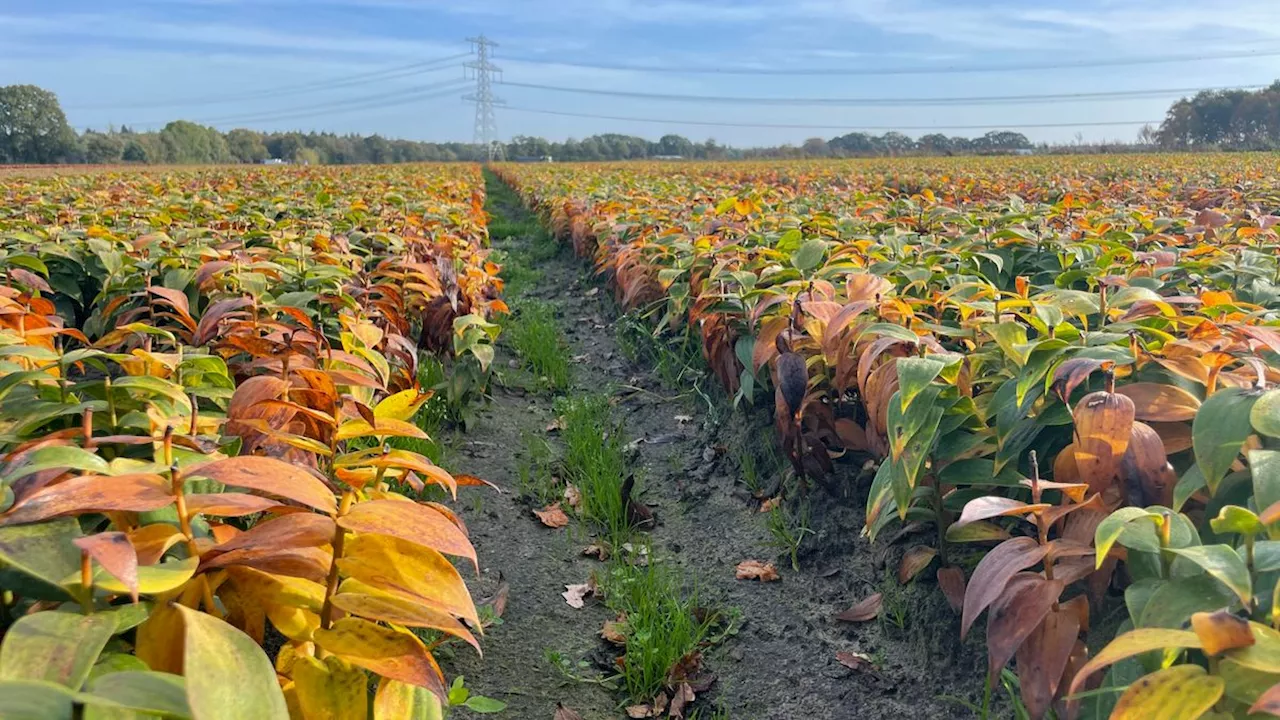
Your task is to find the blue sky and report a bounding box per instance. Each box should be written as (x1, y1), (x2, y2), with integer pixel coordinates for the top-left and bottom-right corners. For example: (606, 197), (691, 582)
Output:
(3, 0), (1280, 146)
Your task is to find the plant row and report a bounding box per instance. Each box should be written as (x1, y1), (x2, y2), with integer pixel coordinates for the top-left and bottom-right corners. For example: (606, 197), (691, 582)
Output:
(495, 156), (1280, 719)
(0, 164), (507, 718)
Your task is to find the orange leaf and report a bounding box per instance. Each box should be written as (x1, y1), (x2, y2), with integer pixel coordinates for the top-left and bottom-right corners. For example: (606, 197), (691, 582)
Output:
(533, 503), (570, 529)
(338, 499), (477, 569)
(313, 617), (446, 699)
(735, 560), (779, 582)
(0, 473), (173, 526)
(190, 457), (337, 515)
(185, 492), (283, 517)
(75, 532), (140, 602)
(1190, 609), (1254, 656)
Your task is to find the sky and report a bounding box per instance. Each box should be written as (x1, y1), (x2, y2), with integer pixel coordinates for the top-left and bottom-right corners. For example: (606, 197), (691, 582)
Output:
(3, 0), (1280, 146)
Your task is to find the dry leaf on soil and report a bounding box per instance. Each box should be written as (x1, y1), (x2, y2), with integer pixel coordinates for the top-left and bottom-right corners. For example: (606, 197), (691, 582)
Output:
(480, 573), (509, 619)
(562, 582), (595, 609)
(835, 651), (874, 672)
(735, 560), (780, 582)
(669, 682), (696, 719)
(835, 593), (883, 622)
(563, 484), (582, 511)
(758, 496), (781, 513)
(626, 705), (655, 718)
(601, 617), (627, 645)
(554, 704), (584, 720)
(534, 503), (570, 528)
(898, 545), (937, 584)
(582, 543), (608, 561)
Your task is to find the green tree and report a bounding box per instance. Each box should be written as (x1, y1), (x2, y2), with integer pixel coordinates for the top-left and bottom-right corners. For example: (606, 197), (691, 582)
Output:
(0, 84), (78, 163)
(81, 131), (123, 163)
(159, 121), (232, 164)
(225, 128), (268, 163)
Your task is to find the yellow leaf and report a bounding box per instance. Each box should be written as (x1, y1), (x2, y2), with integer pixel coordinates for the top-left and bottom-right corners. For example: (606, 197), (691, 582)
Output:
(1111, 665), (1223, 719)
(374, 389), (434, 423)
(337, 534), (478, 626)
(293, 655), (369, 720)
(226, 565), (327, 613)
(313, 617), (446, 699)
(373, 677), (444, 720)
(336, 418), (428, 442)
(177, 605), (290, 720)
(1068, 628), (1201, 696)
(330, 592), (480, 653)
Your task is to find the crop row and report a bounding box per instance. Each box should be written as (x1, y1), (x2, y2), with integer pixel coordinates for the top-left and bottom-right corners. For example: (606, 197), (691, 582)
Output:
(0, 165), (505, 718)
(496, 156), (1280, 719)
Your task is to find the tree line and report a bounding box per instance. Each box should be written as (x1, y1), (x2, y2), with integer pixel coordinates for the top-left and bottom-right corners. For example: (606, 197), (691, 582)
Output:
(4, 82), (1280, 165)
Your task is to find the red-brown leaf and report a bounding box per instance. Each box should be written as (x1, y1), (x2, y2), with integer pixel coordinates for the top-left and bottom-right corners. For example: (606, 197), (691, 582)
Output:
(937, 567), (966, 613)
(1, 473), (173, 526)
(835, 593), (883, 622)
(533, 503), (570, 528)
(189, 456), (336, 515)
(1015, 605), (1081, 719)
(735, 560), (779, 582)
(961, 537), (1049, 639)
(75, 532), (140, 602)
(898, 545), (937, 584)
(986, 573), (1064, 684)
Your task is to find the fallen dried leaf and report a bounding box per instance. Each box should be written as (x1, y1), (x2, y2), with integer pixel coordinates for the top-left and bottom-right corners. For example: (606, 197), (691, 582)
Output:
(674, 414), (694, 424)
(835, 593), (882, 622)
(601, 616), (627, 645)
(625, 704), (654, 718)
(758, 496), (781, 513)
(534, 503), (570, 528)
(582, 543), (609, 561)
(937, 566), (966, 613)
(669, 682), (696, 719)
(554, 704), (584, 720)
(563, 484), (582, 511)
(585, 287), (599, 297)
(835, 651), (874, 672)
(735, 560), (780, 582)
(546, 418), (564, 433)
(571, 354), (590, 363)
(652, 692), (668, 715)
(562, 582), (595, 609)
(898, 545), (937, 584)
(481, 573), (509, 619)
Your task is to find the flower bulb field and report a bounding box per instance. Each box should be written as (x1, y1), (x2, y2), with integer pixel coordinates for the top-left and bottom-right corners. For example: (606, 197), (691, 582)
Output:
(3, 155), (1280, 719)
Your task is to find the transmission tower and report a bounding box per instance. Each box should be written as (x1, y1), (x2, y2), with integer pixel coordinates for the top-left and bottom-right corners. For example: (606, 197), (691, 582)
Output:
(464, 35), (505, 162)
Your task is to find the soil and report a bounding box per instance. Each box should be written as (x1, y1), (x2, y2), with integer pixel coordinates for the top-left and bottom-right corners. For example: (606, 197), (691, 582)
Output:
(440, 174), (993, 719)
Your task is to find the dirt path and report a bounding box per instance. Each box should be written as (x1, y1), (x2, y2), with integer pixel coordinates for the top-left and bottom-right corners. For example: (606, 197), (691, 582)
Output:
(445, 173), (989, 719)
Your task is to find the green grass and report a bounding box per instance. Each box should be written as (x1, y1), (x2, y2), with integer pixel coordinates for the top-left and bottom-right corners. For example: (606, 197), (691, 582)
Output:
(505, 300), (571, 391)
(765, 501), (812, 571)
(516, 430), (559, 507)
(557, 394), (632, 549)
(598, 559), (721, 705)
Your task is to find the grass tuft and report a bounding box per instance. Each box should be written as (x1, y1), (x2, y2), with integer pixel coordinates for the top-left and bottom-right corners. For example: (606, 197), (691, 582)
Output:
(505, 300), (571, 392)
(557, 394), (632, 549)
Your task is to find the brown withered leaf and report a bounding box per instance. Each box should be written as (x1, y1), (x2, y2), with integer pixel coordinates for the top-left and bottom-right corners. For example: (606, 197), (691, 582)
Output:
(625, 705), (655, 718)
(534, 503), (570, 529)
(1072, 391), (1135, 493)
(562, 581), (595, 609)
(937, 567), (966, 613)
(554, 704), (584, 720)
(835, 593), (882, 622)
(986, 573), (1064, 684)
(735, 560), (780, 582)
(835, 651), (874, 672)
(1191, 609), (1255, 656)
(758, 496), (781, 513)
(1015, 605), (1081, 720)
(601, 616), (628, 646)
(582, 543), (609, 561)
(481, 573), (508, 619)
(961, 537), (1050, 640)
(669, 682), (696, 719)
(563, 484), (582, 512)
(1051, 357), (1107, 402)
(898, 545), (937, 584)
(74, 532), (140, 603)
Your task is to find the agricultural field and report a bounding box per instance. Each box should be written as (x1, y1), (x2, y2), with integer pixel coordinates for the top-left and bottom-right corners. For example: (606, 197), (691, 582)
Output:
(3, 154), (1280, 720)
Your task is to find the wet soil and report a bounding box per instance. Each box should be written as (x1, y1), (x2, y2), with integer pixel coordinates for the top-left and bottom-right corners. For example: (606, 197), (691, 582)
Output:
(442, 173), (992, 719)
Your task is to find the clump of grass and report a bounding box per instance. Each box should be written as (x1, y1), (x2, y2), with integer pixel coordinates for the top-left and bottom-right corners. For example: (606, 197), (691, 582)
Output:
(505, 300), (571, 391)
(599, 559), (720, 704)
(516, 431), (559, 507)
(765, 501), (812, 571)
(877, 571), (910, 632)
(557, 395), (631, 549)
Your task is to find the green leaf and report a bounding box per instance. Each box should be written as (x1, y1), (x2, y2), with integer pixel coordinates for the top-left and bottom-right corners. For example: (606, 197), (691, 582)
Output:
(1252, 389), (1280, 438)
(988, 322), (1030, 367)
(1173, 465), (1207, 513)
(1168, 545), (1252, 606)
(175, 606), (288, 720)
(1251, 450), (1280, 514)
(1211, 505), (1263, 538)
(84, 671), (191, 719)
(0, 518), (82, 599)
(1138, 575), (1239, 629)
(1194, 388), (1261, 494)
(790, 239), (827, 272)
(463, 696), (507, 713)
(895, 357), (947, 413)
(1096, 507), (1162, 567)
(0, 679), (76, 719)
(0, 612), (117, 689)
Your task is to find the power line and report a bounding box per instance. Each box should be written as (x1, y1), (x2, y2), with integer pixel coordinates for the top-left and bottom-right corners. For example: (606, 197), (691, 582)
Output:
(197, 84), (472, 128)
(501, 105), (1162, 132)
(500, 47), (1280, 77)
(498, 81), (1267, 107)
(196, 78), (470, 126)
(69, 52), (470, 111)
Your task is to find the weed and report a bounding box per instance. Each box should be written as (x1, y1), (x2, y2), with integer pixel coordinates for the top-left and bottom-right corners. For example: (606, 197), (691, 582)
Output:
(764, 501), (812, 571)
(505, 300), (571, 391)
(877, 572), (910, 632)
(613, 312), (704, 389)
(557, 395), (632, 549)
(599, 558), (720, 705)
(516, 431), (560, 507)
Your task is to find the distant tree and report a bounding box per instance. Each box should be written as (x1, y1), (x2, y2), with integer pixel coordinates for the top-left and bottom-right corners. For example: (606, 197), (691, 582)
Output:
(918, 133), (951, 154)
(880, 131), (916, 155)
(656, 133), (695, 157)
(0, 84), (78, 163)
(225, 128), (268, 163)
(801, 137), (830, 157)
(159, 121), (231, 164)
(81, 131), (123, 164)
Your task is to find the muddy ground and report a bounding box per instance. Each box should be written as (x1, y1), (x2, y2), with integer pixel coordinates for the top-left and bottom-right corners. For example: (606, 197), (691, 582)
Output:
(439, 174), (995, 719)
